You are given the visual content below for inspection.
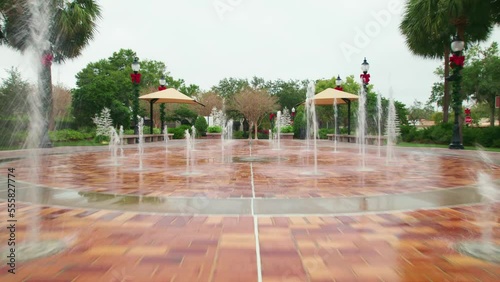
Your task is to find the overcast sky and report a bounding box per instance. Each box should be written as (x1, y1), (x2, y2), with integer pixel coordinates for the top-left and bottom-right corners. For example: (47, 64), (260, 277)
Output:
(1, 0), (499, 106)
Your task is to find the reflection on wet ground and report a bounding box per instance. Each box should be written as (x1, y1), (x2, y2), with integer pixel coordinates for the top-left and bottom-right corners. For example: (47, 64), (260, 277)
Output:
(1, 140), (499, 199)
(0, 181), (487, 215)
(0, 140), (498, 281)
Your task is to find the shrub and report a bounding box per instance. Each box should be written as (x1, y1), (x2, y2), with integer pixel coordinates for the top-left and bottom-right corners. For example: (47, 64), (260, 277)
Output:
(194, 116), (208, 137)
(432, 112), (443, 124)
(400, 125), (418, 142)
(207, 126), (222, 133)
(280, 125), (294, 133)
(257, 132), (269, 139)
(49, 129), (93, 142)
(429, 123), (453, 144)
(142, 126), (161, 134)
(318, 128), (334, 139)
(293, 111), (306, 139)
(93, 135), (110, 144)
(168, 125), (191, 139)
(232, 131), (246, 139)
(472, 126), (500, 147)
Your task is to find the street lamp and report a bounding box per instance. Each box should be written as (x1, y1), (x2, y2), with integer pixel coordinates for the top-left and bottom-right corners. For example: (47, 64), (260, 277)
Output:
(360, 57), (370, 89)
(335, 75), (343, 91)
(291, 107), (296, 123)
(130, 57), (141, 134)
(447, 35), (465, 149)
(159, 75), (167, 132)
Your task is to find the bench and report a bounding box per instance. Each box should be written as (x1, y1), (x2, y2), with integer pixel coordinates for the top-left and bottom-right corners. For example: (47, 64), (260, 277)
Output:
(326, 134), (387, 145)
(122, 134), (174, 144)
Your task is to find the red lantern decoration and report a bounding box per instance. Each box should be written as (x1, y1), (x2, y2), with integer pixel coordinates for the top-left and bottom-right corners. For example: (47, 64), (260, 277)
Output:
(42, 53), (53, 67)
(130, 73), (141, 84)
(450, 54), (465, 68)
(360, 73), (370, 84)
(464, 108), (471, 116)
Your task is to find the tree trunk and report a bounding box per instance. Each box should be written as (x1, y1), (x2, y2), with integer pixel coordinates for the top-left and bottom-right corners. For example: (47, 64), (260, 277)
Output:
(254, 120), (258, 140)
(443, 47), (451, 123)
(40, 58), (53, 147)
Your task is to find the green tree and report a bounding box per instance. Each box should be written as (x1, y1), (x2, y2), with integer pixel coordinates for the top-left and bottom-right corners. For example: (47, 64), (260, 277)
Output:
(169, 105), (198, 126)
(194, 116), (208, 137)
(232, 87), (278, 139)
(211, 77), (249, 99)
(1, 0), (101, 147)
(400, 0), (496, 123)
(0, 67), (30, 119)
(266, 79), (306, 111)
(72, 49), (195, 130)
(408, 99), (435, 126)
(462, 42), (500, 126)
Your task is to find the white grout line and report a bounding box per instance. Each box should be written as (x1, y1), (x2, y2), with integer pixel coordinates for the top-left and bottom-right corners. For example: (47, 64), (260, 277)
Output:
(250, 162), (263, 282)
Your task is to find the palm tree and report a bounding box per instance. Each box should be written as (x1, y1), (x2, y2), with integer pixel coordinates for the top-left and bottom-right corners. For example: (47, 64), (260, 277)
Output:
(1, 0), (101, 147)
(400, 0), (495, 123)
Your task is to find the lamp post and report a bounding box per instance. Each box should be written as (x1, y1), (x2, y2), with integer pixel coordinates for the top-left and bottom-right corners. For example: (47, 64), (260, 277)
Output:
(159, 75), (167, 132)
(291, 107), (296, 124)
(335, 75), (343, 91)
(358, 58), (370, 146)
(130, 57), (141, 134)
(360, 58), (370, 90)
(334, 75), (350, 135)
(447, 35), (465, 149)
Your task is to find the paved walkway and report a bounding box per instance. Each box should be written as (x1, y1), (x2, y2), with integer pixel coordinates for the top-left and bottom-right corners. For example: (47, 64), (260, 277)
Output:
(0, 140), (498, 281)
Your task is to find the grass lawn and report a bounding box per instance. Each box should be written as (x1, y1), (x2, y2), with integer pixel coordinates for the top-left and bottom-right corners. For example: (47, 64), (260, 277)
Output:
(398, 142), (500, 152)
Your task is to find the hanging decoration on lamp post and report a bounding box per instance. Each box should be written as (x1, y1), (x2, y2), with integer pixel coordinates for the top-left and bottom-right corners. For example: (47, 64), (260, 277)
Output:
(447, 35), (465, 149)
(464, 108), (472, 127)
(130, 57), (141, 134)
(360, 58), (370, 88)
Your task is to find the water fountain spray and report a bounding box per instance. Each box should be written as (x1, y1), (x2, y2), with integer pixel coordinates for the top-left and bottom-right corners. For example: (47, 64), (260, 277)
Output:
(185, 129), (192, 175)
(377, 92), (382, 157)
(333, 98), (338, 153)
(276, 110), (282, 150)
(138, 118), (144, 170)
(454, 149), (500, 263)
(109, 127), (120, 166)
(357, 85), (367, 170)
(119, 125), (124, 157)
(2, 0), (67, 262)
(191, 125), (196, 151)
(386, 90), (399, 163)
(305, 82), (318, 174)
(163, 125), (168, 152)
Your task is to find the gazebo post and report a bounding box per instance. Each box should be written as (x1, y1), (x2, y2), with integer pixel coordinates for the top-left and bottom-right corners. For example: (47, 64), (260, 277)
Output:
(150, 99), (158, 134)
(342, 98), (352, 136)
(347, 100), (351, 136)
